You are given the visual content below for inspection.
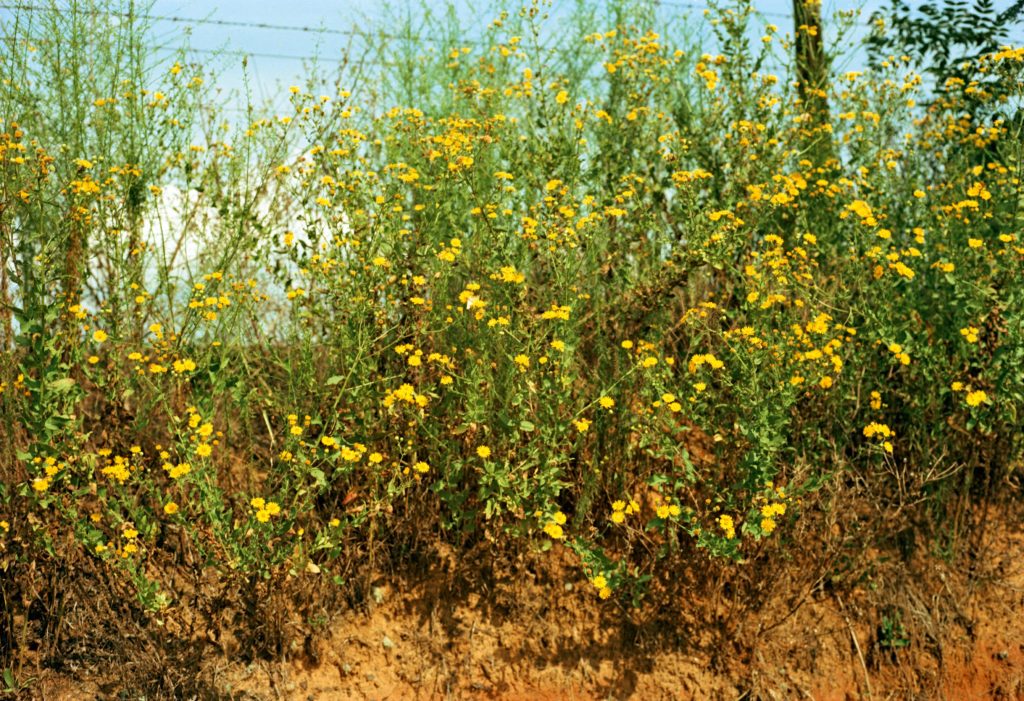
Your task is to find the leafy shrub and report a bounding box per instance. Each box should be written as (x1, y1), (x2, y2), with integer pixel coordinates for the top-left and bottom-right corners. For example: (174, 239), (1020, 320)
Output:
(0, 0), (1021, 666)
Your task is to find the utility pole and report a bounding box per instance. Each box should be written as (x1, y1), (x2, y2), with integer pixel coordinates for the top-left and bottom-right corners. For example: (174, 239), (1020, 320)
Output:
(793, 0), (833, 165)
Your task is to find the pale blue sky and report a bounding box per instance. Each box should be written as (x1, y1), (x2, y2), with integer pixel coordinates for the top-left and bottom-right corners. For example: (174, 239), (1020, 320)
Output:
(138, 0), (1023, 110)
(138, 0), (876, 107)
(6, 0), (1024, 110)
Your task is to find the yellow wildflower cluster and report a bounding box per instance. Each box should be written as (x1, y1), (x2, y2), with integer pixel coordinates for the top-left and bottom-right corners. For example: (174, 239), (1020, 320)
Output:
(718, 514), (736, 540)
(610, 498), (640, 524)
(863, 422), (895, 454)
(542, 511), (567, 540)
(3, 3), (1024, 637)
(30, 456), (65, 493)
(383, 383), (430, 409)
(99, 447), (144, 484)
(250, 497), (282, 524)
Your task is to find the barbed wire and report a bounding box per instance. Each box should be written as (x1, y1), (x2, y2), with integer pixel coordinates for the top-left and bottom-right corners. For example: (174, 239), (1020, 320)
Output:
(0, 2), (488, 44)
(4, 1), (1018, 70)
(0, 0), (795, 43)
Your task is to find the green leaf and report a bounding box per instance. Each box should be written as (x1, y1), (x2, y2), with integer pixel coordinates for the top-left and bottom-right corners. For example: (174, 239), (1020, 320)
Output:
(679, 448), (697, 483)
(47, 377), (77, 393)
(519, 420), (535, 433)
(325, 375), (343, 386)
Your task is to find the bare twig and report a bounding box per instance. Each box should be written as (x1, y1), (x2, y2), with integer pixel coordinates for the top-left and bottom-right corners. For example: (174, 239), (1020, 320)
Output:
(837, 595), (874, 701)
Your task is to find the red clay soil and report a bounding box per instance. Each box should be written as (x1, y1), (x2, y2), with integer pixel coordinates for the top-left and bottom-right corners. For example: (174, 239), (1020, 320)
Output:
(27, 521), (1024, 700)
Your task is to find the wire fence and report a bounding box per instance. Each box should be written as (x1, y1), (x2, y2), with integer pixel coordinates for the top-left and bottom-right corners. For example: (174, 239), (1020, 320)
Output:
(3, 0), (1022, 109)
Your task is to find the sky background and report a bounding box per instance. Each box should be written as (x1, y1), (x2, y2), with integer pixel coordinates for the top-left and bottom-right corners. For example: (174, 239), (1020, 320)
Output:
(5, 0), (1024, 112)
(150, 0), (1024, 108)
(147, 0), (885, 106)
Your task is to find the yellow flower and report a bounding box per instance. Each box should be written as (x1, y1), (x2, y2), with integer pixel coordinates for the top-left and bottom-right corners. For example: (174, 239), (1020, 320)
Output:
(172, 358), (197, 373)
(196, 443), (212, 458)
(960, 327), (979, 343)
(610, 511), (625, 524)
(513, 354), (530, 369)
(32, 477), (50, 492)
(250, 497), (266, 509)
(543, 522), (564, 539)
(476, 445), (491, 459)
(321, 435), (337, 447)
(656, 505), (670, 519)
(598, 396), (615, 409)
(573, 418), (591, 433)
(592, 575), (607, 589)
(966, 390), (988, 407)
(92, 329), (108, 343)
(266, 501), (281, 516)
(413, 461), (430, 473)
(256, 509), (271, 523)
(718, 514), (735, 539)
(164, 502), (179, 515)
(168, 462), (191, 479)
(863, 422), (892, 438)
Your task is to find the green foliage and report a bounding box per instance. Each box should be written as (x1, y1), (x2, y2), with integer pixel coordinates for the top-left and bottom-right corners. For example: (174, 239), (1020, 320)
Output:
(878, 610), (911, 651)
(0, 0), (1021, 636)
(866, 0), (1024, 103)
